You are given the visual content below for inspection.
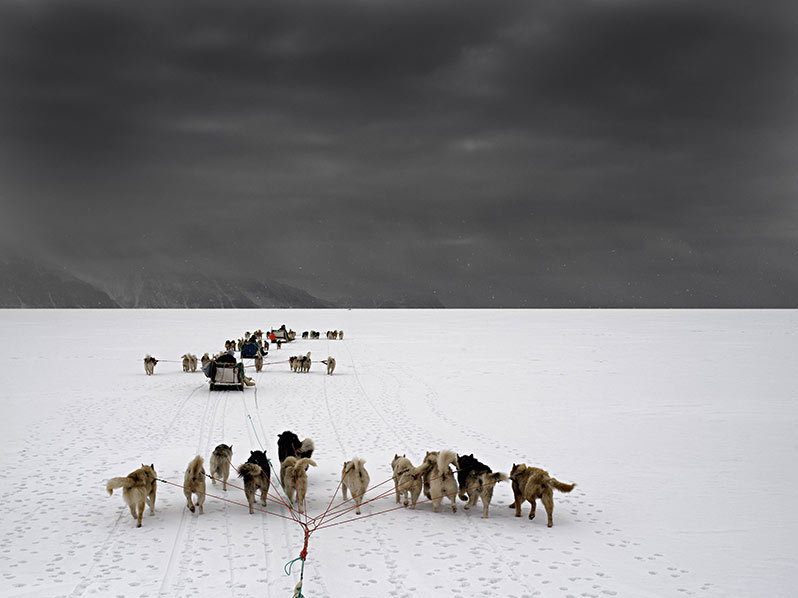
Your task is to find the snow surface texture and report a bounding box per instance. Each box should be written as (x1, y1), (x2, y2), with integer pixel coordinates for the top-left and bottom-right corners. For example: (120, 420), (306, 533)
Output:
(1, 309), (796, 598)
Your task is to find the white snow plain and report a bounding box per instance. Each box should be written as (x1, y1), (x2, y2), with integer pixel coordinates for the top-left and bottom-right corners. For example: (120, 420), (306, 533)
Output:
(1, 309), (796, 598)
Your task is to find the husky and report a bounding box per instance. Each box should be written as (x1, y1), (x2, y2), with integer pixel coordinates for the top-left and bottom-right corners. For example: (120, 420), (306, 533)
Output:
(254, 352), (263, 373)
(392, 454), (429, 509)
(321, 357), (336, 375)
(183, 455), (206, 514)
(338, 330), (344, 340)
(281, 456), (317, 513)
(278, 431), (302, 463)
(189, 354), (198, 372)
(247, 449), (271, 477)
(182, 354), (191, 372)
(391, 454), (410, 503)
(238, 462), (271, 514)
(143, 355), (158, 375)
(341, 458), (370, 514)
(302, 331), (309, 339)
(423, 450), (459, 513)
(210, 443), (233, 491)
(509, 463), (576, 527)
(106, 464), (157, 527)
(457, 454), (506, 518)
(201, 353), (211, 369)
(297, 438), (315, 459)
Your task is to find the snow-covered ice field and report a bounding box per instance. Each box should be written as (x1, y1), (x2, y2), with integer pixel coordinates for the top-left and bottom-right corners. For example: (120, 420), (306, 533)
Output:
(1, 309), (796, 597)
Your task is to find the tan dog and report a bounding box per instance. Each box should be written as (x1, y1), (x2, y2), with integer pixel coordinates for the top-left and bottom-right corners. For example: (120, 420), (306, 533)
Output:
(143, 355), (158, 375)
(322, 357), (336, 375)
(423, 450), (459, 513)
(392, 454), (429, 509)
(341, 458), (370, 514)
(391, 454), (410, 503)
(509, 463), (575, 527)
(201, 353), (211, 369)
(189, 354), (198, 372)
(209, 443), (233, 491)
(338, 330), (344, 340)
(254, 352), (263, 372)
(106, 464), (158, 527)
(280, 456), (317, 513)
(181, 354), (191, 372)
(183, 455), (206, 514)
(238, 462), (270, 514)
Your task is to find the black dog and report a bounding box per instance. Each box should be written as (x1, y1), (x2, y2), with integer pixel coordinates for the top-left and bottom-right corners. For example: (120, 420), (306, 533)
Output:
(277, 430), (315, 463)
(456, 454), (492, 500)
(277, 431), (302, 463)
(246, 450), (272, 478)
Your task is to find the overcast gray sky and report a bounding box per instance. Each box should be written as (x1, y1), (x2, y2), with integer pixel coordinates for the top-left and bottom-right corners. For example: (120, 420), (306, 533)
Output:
(1, 0), (796, 306)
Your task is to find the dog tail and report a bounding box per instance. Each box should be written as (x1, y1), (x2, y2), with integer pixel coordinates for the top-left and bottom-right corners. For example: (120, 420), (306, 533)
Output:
(238, 462), (262, 480)
(106, 477), (133, 495)
(437, 450), (458, 475)
(297, 438), (315, 459)
(485, 472), (509, 485)
(186, 455), (204, 481)
(294, 458), (317, 471)
(549, 478), (576, 493)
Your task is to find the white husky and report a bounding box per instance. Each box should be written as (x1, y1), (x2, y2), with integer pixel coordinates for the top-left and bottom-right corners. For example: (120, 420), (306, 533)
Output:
(423, 450), (459, 513)
(341, 458), (370, 514)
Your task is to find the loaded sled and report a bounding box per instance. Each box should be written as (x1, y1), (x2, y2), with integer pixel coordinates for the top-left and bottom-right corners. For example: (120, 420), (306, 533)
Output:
(205, 353), (244, 391)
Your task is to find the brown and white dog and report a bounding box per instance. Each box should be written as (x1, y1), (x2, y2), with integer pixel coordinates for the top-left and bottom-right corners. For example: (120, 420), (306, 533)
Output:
(210, 443), (233, 491)
(509, 463), (576, 527)
(106, 464), (158, 527)
(183, 455), (206, 514)
(182, 354), (192, 372)
(280, 456), (317, 513)
(143, 355), (158, 375)
(341, 458), (370, 514)
(238, 462), (271, 514)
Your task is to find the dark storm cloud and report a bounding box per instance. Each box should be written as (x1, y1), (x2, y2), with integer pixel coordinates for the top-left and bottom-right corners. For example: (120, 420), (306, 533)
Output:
(0, 0), (796, 306)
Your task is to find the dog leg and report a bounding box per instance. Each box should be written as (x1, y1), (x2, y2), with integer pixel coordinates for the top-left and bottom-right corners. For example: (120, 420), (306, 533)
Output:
(450, 494), (457, 514)
(542, 492), (554, 527)
(247, 491), (255, 515)
(185, 490), (195, 512)
(481, 495), (490, 519)
(197, 491), (205, 515)
(342, 483), (349, 502)
(136, 501), (145, 527)
(148, 488), (156, 515)
(393, 477), (400, 504)
(514, 492), (524, 517)
(129, 503), (138, 520)
(528, 498), (537, 521)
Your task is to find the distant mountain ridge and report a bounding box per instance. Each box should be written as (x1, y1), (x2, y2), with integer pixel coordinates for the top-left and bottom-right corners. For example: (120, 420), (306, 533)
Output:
(0, 255), (331, 308)
(0, 254), (447, 308)
(0, 255), (119, 308)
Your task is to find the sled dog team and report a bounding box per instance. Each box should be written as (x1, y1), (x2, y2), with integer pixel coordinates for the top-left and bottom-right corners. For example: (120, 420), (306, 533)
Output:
(108, 431), (574, 529)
